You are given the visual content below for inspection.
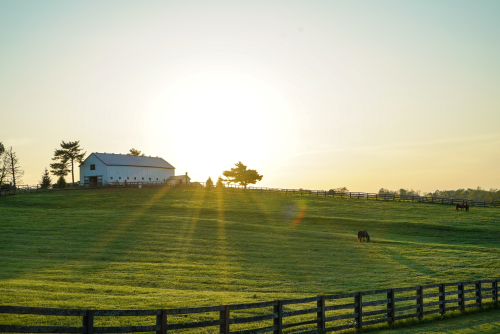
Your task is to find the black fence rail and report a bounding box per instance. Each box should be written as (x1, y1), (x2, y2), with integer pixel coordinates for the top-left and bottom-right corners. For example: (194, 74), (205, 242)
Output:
(1, 279), (498, 333)
(0, 184), (51, 197)
(2, 182), (499, 208)
(239, 187), (500, 208)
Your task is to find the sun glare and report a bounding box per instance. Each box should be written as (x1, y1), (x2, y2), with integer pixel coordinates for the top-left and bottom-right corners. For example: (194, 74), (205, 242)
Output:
(148, 71), (294, 177)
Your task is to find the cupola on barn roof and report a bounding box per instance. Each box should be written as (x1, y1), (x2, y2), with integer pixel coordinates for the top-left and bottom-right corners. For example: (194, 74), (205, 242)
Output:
(87, 152), (175, 169)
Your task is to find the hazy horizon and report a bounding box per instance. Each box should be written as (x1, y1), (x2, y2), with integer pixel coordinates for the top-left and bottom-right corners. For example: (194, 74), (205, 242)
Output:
(2, 0), (500, 193)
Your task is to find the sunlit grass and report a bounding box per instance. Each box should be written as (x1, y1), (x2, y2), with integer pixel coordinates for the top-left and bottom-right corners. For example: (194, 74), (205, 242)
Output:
(0, 187), (499, 331)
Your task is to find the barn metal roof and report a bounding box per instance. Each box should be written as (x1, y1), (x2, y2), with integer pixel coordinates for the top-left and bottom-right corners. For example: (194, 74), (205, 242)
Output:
(90, 153), (175, 169)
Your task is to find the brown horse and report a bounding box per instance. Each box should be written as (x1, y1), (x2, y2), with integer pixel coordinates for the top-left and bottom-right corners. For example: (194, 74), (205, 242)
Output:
(456, 204), (465, 211)
(358, 230), (370, 242)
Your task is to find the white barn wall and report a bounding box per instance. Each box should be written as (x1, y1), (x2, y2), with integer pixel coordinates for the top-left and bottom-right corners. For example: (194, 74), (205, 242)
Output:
(106, 166), (174, 183)
(80, 155), (108, 183)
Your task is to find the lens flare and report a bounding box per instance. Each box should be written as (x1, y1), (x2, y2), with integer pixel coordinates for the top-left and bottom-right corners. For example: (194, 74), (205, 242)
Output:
(284, 201), (307, 227)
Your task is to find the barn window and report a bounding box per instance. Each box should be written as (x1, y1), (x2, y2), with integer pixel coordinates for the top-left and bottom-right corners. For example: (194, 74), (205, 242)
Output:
(119, 177), (121, 180)
(142, 177), (144, 180)
(90, 164), (95, 170)
(110, 177), (113, 180)
(149, 178), (151, 181)
(134, 177), (136, 180)
(127, 177), (129, 180)
(156, 178), (158, 181)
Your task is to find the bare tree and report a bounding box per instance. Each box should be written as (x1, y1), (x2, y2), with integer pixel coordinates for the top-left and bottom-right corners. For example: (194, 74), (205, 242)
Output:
(5, 147), (24, 188)
(0, 151), (8, 186)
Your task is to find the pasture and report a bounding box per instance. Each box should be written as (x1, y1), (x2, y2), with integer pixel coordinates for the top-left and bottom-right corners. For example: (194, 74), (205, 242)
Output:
(0, 187), (499, 331)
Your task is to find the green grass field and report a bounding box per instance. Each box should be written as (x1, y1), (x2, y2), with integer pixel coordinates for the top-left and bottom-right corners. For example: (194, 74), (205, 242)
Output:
(1, 187), (499, 331)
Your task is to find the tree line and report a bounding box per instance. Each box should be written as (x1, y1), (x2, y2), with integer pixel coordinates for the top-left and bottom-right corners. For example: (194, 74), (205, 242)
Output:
(378, 187), (500, 202)
(5, 139), (495, 200)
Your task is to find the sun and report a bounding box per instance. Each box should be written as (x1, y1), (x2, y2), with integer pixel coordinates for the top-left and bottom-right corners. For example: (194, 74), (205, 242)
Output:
(147, 71), (293, 176)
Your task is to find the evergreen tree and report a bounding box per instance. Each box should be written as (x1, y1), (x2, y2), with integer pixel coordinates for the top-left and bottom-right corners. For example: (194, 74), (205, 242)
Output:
(51, 141), (86, 185)
(56, 175), (67, 188)
(40, 168), (52, 189)
(216, 176), (225, 189)
(206, 176), (214, 189)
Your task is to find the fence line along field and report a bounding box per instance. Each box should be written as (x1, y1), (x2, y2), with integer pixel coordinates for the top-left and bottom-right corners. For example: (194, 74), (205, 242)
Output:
(1, 279), (498, 333)
(1, 187), (499, 331)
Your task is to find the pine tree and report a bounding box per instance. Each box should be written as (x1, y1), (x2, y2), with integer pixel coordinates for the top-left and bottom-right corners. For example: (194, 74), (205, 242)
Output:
(56, 176), (67, 188)
(40, 168), (52, 189)
(51, 141), (86, 185)
(206, 176), (214, 189)
(216, 176), (225, 189)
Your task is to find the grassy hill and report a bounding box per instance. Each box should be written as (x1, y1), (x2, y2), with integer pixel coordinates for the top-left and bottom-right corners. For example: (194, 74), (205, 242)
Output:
(1, 187), (499, 330)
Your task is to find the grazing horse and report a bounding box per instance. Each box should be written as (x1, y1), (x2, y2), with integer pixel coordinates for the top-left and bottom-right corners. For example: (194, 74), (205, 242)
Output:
(456, 204), (465, 211)
(358, 230), (370, 242)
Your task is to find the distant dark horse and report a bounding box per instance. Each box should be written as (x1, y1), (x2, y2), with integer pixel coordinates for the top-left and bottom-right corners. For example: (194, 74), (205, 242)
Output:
(358, 230), (370, 242)
(456, 203), (470, 212)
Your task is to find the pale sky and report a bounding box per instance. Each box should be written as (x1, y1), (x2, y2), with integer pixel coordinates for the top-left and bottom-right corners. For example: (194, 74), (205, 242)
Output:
(1, 0), (499, 192)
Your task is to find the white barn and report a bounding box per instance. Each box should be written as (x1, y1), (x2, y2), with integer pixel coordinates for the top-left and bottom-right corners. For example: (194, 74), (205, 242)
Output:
(79, 153), (185, 186)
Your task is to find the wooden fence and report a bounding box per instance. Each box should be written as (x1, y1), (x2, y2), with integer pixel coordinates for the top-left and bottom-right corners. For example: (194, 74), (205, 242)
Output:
(1, 279), (498, 333)
(2, 183), (499, 208)
(0, 184), (50, 197)
(240, 188), (500, 208)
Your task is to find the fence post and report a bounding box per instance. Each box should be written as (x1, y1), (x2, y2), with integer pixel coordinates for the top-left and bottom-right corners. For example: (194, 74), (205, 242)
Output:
(458, 282), (465, 311)
(476, 281), (482, 307)
(220, 305), (230, 334)
(273, 300), (282, 334)
(417, 286), (424, 319)
(156, 309), (167, 334)
(439, 284), (445, 315)
(355, 292), (363, 329)
(492, 281), (497, 304)
(387, 289), (395, 325)
(83, 310), (94, 334)
(317, 295), (325, 331)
